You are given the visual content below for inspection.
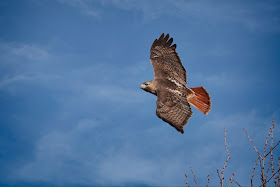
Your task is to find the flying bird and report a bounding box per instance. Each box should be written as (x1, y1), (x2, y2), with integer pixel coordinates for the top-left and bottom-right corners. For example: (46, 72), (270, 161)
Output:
(140, 33), (211, 134)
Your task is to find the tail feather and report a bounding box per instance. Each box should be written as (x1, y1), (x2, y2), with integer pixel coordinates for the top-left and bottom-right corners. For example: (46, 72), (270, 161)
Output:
(188, 87), (211, 114)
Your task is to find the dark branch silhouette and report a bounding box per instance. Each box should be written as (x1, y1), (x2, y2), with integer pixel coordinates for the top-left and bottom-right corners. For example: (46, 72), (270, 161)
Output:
(184, 118), (279, 186)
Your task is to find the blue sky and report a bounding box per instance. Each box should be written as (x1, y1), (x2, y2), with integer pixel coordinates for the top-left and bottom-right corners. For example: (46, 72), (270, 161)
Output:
(0, 0), (280, 186)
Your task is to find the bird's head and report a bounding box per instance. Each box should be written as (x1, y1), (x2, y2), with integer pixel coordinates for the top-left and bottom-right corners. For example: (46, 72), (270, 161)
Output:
(140, 81), (156, 95)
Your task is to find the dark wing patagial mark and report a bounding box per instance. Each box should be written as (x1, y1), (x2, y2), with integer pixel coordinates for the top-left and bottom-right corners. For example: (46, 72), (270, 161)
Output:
(150, 33), (187, 85)
(155, 89), (193, 134)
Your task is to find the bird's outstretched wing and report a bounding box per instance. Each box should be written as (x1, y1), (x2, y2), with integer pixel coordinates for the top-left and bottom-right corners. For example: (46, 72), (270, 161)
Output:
(150, 33), (187, 85)
(156, 89), (193, 134)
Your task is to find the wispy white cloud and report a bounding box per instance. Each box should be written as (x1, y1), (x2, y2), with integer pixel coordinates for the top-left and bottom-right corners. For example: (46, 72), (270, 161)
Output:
(0, 41), (147, 105)
(84, 84), (143, 103)
(0, 43), (49, 61)
(55, 0), (280, 32)
(10, 108), (279, 186)
(204, 45), (231, 57)
(11, 44), (49, 60)
(57, 0), (100, 18)
(1, 25), (279, 186)
(191, 71), (263, 95)
(0, 43), (54, 93)
(0, 75), (34, 88)
(11, 118), (193, 186)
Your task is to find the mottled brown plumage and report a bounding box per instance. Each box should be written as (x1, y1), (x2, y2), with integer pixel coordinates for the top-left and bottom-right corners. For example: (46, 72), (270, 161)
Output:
(140, 33), (211, 134)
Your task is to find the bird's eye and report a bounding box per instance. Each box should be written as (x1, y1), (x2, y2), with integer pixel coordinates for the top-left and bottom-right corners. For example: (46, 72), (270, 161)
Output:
(144, 83), (148, 86)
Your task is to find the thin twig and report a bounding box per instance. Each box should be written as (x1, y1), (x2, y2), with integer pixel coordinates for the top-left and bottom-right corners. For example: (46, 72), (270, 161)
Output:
(244, 128), (266, 185)
(232, 179), (242, 187)
(191, 167), (197, 187)
(264, 120), (273, 158)
(278, 156), (280, 185)
(221, 128), (230, 187)
(243, 128), (263, 160)
(190, 166), (198, 187)
(270, 120), (277, 185)
(217, 169), (222, 186)
(265, 164), (271, 180)
(228, 172), (234, 187)
(260, 159), (265, 185)
(252, 156), (260, 187)
(264, 122), (274, 180)
(185, 174), (190, 187)
(207, 174), (210, 187)
(260, 168), (280, 187)
(264, 140), (280, 158)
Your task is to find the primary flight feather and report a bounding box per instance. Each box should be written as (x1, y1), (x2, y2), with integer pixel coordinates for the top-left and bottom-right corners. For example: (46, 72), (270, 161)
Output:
(140, 33), (211, 134)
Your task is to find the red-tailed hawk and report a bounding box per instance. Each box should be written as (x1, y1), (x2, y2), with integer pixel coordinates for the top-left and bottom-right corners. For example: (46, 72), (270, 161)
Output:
(140, 33), (211, 134)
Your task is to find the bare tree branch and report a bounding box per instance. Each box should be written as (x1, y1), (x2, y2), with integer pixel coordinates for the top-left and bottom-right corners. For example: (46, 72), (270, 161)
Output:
(265, 163), (271, 181)
(232, 179), (242, 187)
(216, 128), (231, 187)
(185, 174), (190, 187)
(264, 121), (274, 180)
(222, 128), (230, 183)
(184, 119), (279, 187)
(264, 119), (274, 158)
(252, 157), (260, 187)
(269, 120), (277, 185)
(277, 156), (280, 186)
(244, 128), (267, 185)
(260, 168), (280, 187)
(264, 140), (280, 158)
(217, 169), (222, 186)
(243, 128), (263, 160)
(228, 172), (234, 187)
(190, 166), (197, 187)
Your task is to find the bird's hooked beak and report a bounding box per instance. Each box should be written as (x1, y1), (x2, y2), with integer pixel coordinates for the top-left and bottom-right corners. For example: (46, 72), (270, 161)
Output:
(140, 82), (156, 95)
(140, 83), (146, 89)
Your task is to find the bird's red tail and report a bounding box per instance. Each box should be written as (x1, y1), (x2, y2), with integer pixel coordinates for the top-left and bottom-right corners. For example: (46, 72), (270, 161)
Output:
(188, 87), (211, 114)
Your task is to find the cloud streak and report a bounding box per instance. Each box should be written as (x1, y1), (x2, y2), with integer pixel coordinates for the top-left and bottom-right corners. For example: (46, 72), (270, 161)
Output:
(56, 0), (280, 32)
(0, 41), (146, 103)
(10, 109), (279, 186)
(1, 2), (279, 186)
(0, 43), (49, 61)
(57, 0), (100, 18)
